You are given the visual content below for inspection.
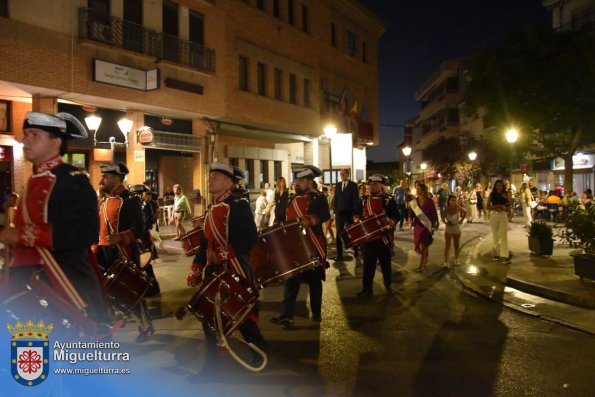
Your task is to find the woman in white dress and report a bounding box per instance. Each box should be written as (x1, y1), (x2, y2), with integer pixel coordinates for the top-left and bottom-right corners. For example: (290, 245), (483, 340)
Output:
(442, 194), (467, 267)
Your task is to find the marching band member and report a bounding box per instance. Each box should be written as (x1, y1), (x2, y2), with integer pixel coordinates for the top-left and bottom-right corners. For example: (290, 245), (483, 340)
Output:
(97, 163), (153, 342)
(186, 163), (267, 371)
(355, 174), (400, 297)
(0, 111), (111, 330)
(270, 165), (330, 327)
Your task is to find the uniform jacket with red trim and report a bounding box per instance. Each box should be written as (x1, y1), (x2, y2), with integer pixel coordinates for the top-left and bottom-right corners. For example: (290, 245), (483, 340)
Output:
(193, 192), (257, 267)
(286, 190), (331, 236)
(12, 163), (99, 267)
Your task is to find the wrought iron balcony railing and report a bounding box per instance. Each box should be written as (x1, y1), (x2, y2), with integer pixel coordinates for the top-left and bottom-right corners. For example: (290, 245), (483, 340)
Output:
(79, 8), (215, 74)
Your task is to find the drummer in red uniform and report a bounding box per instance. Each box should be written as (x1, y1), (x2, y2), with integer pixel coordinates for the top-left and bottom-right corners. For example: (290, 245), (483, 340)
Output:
(97, 163), (154, 342)
(270, 165), (330, 326)
(0, 111), (111, 333)
(186, 163), (267, 371)
(355, 174), (400, 297)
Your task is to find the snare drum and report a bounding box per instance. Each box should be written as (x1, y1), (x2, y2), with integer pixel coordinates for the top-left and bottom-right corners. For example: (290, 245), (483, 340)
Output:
(103, 259), (152, 313)
(180, 226), (205, 257)
(340, 214), (392, 248)
(1, 278), (95, 340)
(191, 215), (206, 229)
(186, 270), (258, 337)
(250, 222), (320, 287)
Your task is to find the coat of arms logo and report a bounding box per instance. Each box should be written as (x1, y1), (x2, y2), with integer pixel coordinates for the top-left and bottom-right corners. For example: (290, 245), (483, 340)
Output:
(7, 320), (53, 386)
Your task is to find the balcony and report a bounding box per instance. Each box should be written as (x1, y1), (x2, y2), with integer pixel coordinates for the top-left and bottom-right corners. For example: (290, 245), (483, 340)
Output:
(79, 8), (215, 74)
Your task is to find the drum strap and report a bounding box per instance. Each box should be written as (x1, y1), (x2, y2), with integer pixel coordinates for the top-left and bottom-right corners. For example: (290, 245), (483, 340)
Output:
(365, 198), (390, 246)
(291, 197), (326, 260)
(102, 198), (131, 261)
(21, 183), (87, 311)
(213, 289), (267, 372)
(409, 197), (433, 234)
(206, 204), (246, 279)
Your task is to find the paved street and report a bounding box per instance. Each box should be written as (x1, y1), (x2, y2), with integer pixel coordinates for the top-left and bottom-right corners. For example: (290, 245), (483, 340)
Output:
(105, 219), (595, 397)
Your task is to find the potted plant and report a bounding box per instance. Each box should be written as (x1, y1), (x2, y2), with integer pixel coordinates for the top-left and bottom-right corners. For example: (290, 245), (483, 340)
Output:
(528, 220), (554, 256)
(557, 205), (595, 281)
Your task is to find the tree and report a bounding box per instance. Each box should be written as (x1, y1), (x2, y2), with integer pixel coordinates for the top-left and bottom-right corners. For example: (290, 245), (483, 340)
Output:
(463, 28), (595, 193)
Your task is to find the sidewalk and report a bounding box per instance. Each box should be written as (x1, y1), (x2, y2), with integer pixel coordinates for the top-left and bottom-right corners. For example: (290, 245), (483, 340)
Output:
(453, 220), (595, 335)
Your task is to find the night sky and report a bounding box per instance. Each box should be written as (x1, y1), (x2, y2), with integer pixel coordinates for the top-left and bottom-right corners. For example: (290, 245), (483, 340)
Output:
(360, 0), (551, 163)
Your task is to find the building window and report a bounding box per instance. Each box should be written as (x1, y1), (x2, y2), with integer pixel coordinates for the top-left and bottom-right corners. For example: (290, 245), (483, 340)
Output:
(301, 5), (309, 32)
(246, 159), (255, 189)
(362, 40), (368, 63)
(0, 0), (8, 17)
(189, 10), (204, 44)
(274, 68), (283, 100)
(162, 0), (178, 36)
(62, 152), (88, 170)
(324, 92), (340, 113)
(273, 161), (282, 183)
(239, 56), (249, 91)
(331, 23), (337, 47)
(260, 160), (269, 185)
(88, 0), (109, 14)
(287, 0), (295, 25)
(257, 63), (267, 96)
(347, 30), (356, 57)
(273, 0), (280, 18)
(289, 74), (297, 104)
(303, 79), (310, 107)
(229, 158), (239, 167)
(257, 0), (264, 10)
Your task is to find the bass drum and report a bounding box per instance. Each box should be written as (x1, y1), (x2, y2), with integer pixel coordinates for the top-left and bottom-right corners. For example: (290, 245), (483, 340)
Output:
(186, 270), (258, 337)
(103, 259), (152, 313)
(250, 222), (320, 288)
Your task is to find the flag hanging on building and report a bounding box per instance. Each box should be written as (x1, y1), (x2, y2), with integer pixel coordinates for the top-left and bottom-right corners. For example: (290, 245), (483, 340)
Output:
(338, 91), (346, 116)
(360, 99), (368, 122)
(350, 100), (358, 118)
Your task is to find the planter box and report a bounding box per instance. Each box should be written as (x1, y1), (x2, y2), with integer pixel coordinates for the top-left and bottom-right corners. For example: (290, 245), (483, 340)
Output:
(528, 237), (553, 256)
(574, 254), (595, 281)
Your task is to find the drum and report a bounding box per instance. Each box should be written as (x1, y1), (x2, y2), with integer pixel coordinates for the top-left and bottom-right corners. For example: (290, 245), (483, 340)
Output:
(250, 222), (320, 288)
(103, 259), (152, 313)
(186, 270), (258, 337)
(180, 226), (205, 257)
(1, 277), (95, 340)
(340, 214), (392, 248)
(191, 215), (206, 229)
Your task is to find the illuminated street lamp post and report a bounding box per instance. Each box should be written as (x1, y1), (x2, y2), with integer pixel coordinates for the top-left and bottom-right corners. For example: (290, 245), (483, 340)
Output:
(402, 146), (412, 185)
(420, 162), (427, 182)
(468, 151), (478, 186)
(506, 128), (519, 181)
(324, 124), (337, 184)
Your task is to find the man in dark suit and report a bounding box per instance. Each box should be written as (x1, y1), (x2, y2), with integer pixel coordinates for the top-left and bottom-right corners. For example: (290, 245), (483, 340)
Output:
(333, 168), (361, 260)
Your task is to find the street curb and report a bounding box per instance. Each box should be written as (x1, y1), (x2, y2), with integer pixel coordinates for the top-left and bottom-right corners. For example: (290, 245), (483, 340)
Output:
(453, 232), (595, 336)
(506, 277), (595, 309)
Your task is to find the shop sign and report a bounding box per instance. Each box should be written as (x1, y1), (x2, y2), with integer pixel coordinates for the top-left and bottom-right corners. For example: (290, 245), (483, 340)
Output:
(138, 129), (154, 144)
(93, 59), (160, 91)
(134, 150), (145, 162)
(552, 153), (594, 170)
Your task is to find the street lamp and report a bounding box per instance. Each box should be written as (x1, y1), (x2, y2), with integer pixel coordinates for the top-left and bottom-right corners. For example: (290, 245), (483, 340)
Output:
(506, 128), (519, 181)
(402, 146), (412, 184)
(420, 162), (427, 182)
(468, 151), (477, 161)
(324, 124), (337, 184)
(85, 115), (102, 145)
